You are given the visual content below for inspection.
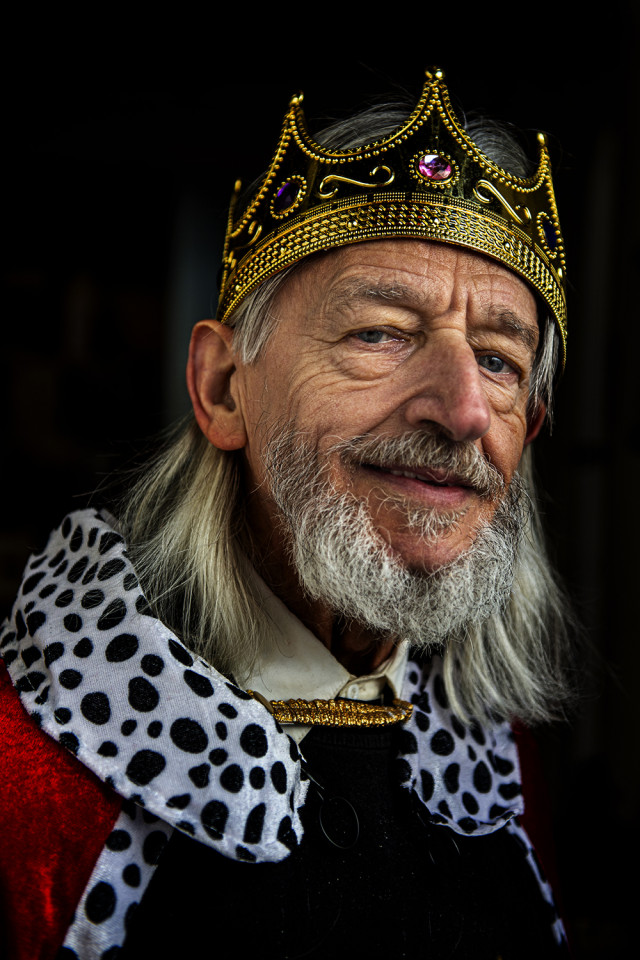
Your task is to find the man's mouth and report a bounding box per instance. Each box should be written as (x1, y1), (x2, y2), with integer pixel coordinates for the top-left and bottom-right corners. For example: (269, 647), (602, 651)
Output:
(365, 463), (473, 490)
(335, 431), (504, 502)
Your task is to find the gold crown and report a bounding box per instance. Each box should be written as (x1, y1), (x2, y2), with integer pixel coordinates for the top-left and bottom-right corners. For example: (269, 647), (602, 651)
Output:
(217, 68), (567, 362)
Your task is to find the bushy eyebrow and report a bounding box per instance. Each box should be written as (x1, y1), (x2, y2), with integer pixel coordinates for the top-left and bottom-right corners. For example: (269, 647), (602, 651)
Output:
(489, 311), (539, 354)
(326, 278), (417, 311)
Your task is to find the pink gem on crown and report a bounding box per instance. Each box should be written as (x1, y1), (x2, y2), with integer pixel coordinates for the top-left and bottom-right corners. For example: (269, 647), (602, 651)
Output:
(418, 154), (452, 181)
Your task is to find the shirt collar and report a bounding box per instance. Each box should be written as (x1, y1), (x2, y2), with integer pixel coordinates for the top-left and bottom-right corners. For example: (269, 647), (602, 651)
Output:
(245, 570), (409, 742)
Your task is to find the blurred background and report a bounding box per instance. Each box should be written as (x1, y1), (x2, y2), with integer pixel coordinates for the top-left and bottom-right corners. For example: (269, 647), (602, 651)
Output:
(3, 20), (638, 954)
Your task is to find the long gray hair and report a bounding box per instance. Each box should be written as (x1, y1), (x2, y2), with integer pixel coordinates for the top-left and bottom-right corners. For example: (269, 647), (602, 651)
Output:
(117, 101), (574, 725)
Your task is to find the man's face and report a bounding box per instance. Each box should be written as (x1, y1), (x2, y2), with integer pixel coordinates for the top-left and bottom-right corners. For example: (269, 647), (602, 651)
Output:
(234, 239), (540, 575)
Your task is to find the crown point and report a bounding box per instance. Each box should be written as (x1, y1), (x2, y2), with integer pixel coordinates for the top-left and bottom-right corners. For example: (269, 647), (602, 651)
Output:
(426, 67), (444, 81)
(234, 180), (243, 194)
(537, 132), (546, 145)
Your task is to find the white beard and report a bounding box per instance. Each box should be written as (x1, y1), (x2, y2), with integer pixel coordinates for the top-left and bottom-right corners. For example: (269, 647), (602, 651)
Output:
(262, 426), (529, 649)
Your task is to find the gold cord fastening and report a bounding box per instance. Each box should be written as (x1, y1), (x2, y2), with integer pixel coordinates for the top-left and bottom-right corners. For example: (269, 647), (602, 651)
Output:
(248, 690), (414, 727)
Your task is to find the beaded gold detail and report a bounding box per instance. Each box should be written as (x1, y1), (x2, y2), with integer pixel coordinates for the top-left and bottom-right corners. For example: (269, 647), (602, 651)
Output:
(217, 68), (567, 363)
(248, 690), (414, 727)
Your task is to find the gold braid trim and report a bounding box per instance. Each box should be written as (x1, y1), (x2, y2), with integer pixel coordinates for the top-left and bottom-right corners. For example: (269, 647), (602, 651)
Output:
(248, 690), (413, 727)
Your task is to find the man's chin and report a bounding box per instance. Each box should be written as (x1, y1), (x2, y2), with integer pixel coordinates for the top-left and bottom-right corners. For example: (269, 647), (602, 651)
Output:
(389, 543), (476, 578)
(372, 506), (495, 576)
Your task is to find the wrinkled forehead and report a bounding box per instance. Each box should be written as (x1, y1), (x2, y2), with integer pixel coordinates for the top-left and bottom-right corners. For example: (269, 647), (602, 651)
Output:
(271, 239), (541, 333)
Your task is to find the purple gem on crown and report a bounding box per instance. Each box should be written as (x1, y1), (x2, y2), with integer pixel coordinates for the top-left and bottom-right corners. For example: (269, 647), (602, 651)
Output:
(542, 218), (557, 250)
(273, 180), (299, 213)
(418, 154), (452, 181)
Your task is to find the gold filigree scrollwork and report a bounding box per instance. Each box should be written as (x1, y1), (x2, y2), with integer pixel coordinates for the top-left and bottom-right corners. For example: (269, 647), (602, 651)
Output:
(233, 219), (263, 255)
(317, 165), (395, 200)
(246, 220), (263, 243)
(473, 179), (532, 225)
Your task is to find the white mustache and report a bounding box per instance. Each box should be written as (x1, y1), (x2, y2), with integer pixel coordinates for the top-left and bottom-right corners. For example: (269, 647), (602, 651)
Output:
(333, 431), (504, 501)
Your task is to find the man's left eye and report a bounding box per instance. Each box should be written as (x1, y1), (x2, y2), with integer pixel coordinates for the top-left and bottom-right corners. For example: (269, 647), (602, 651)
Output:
(477, 354), (513, 375)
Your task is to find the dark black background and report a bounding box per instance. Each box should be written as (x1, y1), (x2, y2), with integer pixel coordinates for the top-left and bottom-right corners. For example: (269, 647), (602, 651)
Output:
(3, 19), (638, 954)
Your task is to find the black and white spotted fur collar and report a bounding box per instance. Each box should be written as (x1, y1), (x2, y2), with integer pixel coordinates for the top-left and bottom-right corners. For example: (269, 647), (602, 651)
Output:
(1, 509), (525, 863)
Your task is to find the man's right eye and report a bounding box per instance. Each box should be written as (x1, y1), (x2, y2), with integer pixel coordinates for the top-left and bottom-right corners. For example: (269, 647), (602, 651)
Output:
(354, 329), (393, 344)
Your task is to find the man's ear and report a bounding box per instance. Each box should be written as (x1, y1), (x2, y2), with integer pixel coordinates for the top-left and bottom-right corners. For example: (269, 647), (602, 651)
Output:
(524, 401), (546, 446)
(187, 320), (248, 450)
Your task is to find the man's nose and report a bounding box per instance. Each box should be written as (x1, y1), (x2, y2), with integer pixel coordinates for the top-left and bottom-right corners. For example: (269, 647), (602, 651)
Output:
(402, 337), (492, 442)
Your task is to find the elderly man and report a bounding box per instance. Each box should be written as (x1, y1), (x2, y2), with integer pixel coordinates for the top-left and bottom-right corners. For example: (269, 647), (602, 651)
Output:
(0, 70), (573, 958)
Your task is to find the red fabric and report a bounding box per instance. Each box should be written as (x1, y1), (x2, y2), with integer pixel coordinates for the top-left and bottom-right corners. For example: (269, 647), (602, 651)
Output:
(0, 660), (122, 960)
(514, 724), (564, 912)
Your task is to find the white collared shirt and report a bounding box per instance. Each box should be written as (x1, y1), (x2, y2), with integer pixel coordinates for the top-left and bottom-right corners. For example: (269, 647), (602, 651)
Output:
(244, 571), (410, 743)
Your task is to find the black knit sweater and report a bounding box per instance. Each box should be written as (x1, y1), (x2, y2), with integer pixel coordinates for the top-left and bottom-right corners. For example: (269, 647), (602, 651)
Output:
(120, 723), (564, 959)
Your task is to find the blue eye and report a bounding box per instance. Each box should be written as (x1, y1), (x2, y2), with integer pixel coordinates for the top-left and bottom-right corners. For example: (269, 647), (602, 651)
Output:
(478, 354), (510, 374)
(355, 330), (390, 344)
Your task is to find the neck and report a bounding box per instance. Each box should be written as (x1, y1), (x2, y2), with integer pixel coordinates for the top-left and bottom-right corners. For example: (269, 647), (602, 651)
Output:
(254, 549), (396, 676)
